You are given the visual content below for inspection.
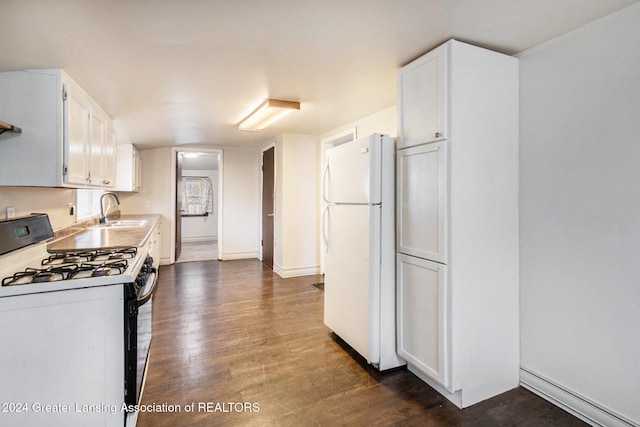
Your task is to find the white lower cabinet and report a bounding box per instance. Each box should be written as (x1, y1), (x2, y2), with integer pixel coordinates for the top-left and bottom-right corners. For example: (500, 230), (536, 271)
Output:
(397, 254), (449, 389)
(0, 285), (124, 426)
(145, 221), (161, 268)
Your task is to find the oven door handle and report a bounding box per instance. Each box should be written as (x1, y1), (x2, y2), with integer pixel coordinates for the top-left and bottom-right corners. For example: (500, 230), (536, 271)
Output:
(137, 267), (158, 307)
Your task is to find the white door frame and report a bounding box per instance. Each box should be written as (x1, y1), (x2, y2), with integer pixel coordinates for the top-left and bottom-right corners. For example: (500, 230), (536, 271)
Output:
(170, 147), (224, 263)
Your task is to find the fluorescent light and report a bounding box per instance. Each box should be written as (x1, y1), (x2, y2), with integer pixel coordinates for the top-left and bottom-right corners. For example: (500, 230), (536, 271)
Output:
(238, 99), (300, 131)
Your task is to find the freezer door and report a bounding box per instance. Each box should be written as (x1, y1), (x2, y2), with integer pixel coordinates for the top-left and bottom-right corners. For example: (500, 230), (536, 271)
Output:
(324, 204), (380, 364)
(325, 135), (382, 204)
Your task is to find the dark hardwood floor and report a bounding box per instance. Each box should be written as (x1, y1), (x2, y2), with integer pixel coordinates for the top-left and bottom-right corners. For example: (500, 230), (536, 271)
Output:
(138, 259), (587, 427)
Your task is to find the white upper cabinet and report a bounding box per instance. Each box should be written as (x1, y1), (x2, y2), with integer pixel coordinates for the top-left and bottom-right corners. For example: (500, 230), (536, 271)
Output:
(398, 43), (448, 149)
(0, 69), (116, 188)
(115, 143), (142, 192)
(64, 83), (92, 186)
(103, 126), (117, 187)
(88, 105), (116, 187)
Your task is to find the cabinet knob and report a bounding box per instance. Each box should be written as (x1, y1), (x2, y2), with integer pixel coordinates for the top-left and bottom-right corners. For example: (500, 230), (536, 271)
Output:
(103, 180), (110, 185)
(435, 132), (442, 138)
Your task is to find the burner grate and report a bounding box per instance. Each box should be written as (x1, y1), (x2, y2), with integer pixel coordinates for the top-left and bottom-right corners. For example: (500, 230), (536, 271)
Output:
(42, 247), (138, 266)
(2, 265), (79, 286)
(2, 248), (136, 286)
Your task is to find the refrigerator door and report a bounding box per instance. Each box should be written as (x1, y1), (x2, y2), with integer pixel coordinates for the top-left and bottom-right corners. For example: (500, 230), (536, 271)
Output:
(324, 134), (382, 204)
(324, 204), (381, 364)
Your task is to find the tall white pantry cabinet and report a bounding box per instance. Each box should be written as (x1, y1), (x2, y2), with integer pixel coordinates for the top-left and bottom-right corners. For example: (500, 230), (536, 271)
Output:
(396, 40), (519, 408)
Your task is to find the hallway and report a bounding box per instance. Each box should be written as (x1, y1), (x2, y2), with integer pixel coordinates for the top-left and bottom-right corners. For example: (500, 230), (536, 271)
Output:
(176, 239), (218, 263)
(138, 260), (586, 426)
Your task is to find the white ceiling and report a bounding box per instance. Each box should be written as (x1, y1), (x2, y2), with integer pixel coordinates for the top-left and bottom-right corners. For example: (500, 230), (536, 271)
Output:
(1, 0), (638, 148)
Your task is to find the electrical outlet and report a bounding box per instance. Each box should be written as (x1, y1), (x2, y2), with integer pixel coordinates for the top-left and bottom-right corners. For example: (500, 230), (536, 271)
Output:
(6, 206), (15, 219)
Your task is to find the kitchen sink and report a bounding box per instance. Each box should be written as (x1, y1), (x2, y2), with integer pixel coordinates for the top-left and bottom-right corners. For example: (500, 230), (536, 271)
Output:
(94, 220), (150, 228)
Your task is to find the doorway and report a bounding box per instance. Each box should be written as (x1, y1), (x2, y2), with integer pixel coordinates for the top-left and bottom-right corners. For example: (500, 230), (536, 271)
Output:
(261, 146), (275, 268)
(175, 150), (222, 263)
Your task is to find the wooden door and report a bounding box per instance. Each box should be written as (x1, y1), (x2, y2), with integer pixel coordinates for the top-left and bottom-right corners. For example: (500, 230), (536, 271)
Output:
(261, 147), (275, 268)
(175, 152), (183, 261)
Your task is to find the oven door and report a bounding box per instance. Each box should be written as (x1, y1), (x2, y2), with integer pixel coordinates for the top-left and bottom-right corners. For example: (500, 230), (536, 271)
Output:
(124, 266), (158, 408)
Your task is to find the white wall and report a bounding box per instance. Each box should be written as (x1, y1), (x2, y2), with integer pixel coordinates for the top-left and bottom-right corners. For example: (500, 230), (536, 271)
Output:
(181, 168), (218, 242)
(119, 146), (260, 262)
(217, 147), (261, 260)
(272, 134), (320, 277)
(319, 105), (397, 141)
(0, 187), (76, 230)
(117, 147), (173, 264)
(518, 3), (640, 425)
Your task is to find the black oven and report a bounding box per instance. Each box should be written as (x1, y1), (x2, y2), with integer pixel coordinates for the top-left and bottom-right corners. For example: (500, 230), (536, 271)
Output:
(124, 256), (158, 408)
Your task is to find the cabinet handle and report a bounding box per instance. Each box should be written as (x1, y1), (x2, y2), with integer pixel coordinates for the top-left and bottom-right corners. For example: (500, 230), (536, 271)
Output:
(435, 132), (442, 138)
(103, 180), (110, 185)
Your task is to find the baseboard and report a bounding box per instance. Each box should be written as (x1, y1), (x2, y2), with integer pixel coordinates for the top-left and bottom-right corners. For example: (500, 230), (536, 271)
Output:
(181, 236), (217, 243)
(273, 263), (321, 278)
(520, 367), (638, 427)
(220, 251), (259, 261)
(407, 363), (463, 408)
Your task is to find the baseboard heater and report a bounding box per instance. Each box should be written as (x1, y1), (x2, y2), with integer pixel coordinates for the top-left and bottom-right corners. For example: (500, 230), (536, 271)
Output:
(520, 367), (638, 427)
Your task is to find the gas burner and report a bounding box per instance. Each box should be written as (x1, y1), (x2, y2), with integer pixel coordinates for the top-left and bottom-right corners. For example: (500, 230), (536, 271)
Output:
(2, 265), (79, 286)
(42, 251), (95, 266)
(42, 247), (138, 266)
(69, 260), (129, 280)
(92, 266), (112, 277)
(93, 248), (138, 262)
(33, 272), (62, 283)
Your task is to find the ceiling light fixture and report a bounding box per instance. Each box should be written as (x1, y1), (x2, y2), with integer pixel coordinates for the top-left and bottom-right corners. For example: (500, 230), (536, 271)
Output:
(238, 99), (300, 131)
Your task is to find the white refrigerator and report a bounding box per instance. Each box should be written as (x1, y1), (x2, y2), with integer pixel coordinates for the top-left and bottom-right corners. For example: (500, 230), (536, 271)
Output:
(322, 133), (404, 371)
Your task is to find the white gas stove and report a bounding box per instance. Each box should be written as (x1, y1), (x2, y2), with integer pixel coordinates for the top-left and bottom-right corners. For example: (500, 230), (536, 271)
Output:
(0, 214), (157, 427)
(0, 215), (150, 298)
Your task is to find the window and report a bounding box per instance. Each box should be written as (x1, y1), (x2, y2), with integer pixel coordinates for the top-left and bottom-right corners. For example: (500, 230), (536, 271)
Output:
(182, 176), (213, 216)
(76, 188), (103, 220)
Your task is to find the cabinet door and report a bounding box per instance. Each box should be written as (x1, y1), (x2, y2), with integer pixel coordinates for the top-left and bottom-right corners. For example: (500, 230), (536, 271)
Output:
(398, 43), (448, 149)
(397, 141), (447, 263)
(397, 254), (449, 388)
(89, 110), (106, 186)
(102, 126), (117, 187)
(133, 147), (142, 191)
(63, 84), (91, 186)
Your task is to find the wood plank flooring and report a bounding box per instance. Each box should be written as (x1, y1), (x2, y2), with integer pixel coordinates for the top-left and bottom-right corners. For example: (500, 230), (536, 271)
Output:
(176, 239), (218, 263)
(138, 260), (587, 427)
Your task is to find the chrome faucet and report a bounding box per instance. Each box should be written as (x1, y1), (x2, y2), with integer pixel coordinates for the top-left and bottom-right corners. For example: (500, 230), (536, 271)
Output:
(99, 192), (120, 224)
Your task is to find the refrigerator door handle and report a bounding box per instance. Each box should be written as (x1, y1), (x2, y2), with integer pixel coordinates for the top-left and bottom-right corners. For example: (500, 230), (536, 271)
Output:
(322, 163), (330, 203)
(322, 205), (330, 250)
